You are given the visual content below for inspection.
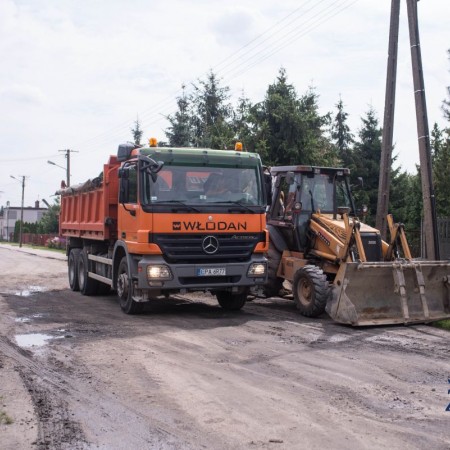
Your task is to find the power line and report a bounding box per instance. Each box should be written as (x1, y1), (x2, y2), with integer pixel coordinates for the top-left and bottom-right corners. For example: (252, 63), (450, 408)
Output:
(73, 0), (361, 153)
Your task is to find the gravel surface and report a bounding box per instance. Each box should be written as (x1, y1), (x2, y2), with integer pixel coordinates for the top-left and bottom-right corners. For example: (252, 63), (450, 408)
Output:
(0, 245), (449, 449)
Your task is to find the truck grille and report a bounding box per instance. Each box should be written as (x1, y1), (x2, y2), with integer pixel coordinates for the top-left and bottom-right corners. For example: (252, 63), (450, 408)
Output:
(151, 233), (264, 264)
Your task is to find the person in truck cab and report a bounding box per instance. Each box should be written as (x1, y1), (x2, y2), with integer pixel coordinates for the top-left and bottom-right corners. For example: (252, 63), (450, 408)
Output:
(204, 173), (233, 196)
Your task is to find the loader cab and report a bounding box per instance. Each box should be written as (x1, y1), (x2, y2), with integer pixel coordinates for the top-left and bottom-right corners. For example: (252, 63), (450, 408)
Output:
(268, 166), (355, 251)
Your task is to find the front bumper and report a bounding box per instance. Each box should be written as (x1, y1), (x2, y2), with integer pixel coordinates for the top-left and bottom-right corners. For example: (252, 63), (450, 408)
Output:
(137, 255), (267, 292)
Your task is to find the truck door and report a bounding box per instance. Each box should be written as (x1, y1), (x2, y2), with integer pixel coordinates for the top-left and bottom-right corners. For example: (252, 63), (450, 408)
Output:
(118, 163), (139, 242)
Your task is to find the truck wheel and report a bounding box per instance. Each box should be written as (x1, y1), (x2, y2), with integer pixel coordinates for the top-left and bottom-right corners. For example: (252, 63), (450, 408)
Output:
(263, 241), (283, 298)
(293, 265), (329, 317)
(216, 291), (247, 311)
(68, 248), (81, 291)
(116, 257), (144, 314)
(78, 249), (99, 295)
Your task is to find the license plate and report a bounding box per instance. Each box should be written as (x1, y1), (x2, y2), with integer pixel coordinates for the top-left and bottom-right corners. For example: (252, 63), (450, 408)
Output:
(197, 267), (226, 276)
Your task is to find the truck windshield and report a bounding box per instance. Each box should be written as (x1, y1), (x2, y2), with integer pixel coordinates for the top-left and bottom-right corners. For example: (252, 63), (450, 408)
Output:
(141, 165), (263, 206)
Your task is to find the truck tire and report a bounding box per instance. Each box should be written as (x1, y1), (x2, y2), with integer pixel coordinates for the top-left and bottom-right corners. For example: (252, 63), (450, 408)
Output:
(293, 265), (329, 317)
(263, 241), (283, 298)
(116, 257), (144, 314)
(68, 248), (81, 291)
(216, 291), (247, 311)
(78, 249), (99, 296)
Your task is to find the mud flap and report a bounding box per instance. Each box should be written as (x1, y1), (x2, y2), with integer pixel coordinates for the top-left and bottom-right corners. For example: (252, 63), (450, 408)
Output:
(326, 261), (450, 326)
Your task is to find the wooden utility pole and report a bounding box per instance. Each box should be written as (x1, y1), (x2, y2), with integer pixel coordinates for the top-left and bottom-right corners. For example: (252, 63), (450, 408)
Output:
(58, 149), (78, 187)
(406, 0), (439, 259)
(376, 0), (400, 239)
(376, 0), (440, 259)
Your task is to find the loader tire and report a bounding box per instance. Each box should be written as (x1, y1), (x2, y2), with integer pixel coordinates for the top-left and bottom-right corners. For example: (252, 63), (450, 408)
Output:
(117, 257), (144, 315)
(68, 248), (81, 291)
(293, 265), (329, 317)
(263, 241), (284, 298)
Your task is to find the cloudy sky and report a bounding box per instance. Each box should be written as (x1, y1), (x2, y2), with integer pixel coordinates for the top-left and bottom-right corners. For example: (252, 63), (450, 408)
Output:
(0, 0), (449, 208)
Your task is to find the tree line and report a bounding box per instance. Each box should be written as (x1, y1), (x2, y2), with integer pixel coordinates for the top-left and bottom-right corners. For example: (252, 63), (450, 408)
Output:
(8, 54), (450, 249)
(131, 60), (450, 249)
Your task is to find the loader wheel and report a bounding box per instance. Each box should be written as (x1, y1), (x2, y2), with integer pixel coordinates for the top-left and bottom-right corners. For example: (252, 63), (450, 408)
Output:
(68, 248), (81, 291)
(78, 249), (99, 296)
(116, 257), (144, 315)
(263, 241), (284, 298)
(216, 291), (247, 311)
(293, 265), (329, 317)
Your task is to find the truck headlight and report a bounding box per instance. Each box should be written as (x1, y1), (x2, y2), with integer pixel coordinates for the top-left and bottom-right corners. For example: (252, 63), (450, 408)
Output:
(247, 263), (266, 277)
(147, 265), (172, 280)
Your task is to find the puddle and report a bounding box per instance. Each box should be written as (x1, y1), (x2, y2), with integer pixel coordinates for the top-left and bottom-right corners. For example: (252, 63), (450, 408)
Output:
(14, 285), (47, 297)
(15, 313), (44, 323)
(15, 333), (54, 348)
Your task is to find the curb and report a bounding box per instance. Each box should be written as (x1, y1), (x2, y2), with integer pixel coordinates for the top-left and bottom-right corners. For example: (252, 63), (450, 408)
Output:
(0, 244), (67, 261)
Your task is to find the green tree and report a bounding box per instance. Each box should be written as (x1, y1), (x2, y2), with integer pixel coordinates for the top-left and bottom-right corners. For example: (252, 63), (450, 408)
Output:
(230, 93), (270, 160)
(252, 68), (332, 166)
(352, 107), (382, 225)
(37, 199), (60, 234)
(331, 96), (354, 167)
(190, 71), (234, 149)
(131, 118), (143, 146)
(165, 85), (192, 147)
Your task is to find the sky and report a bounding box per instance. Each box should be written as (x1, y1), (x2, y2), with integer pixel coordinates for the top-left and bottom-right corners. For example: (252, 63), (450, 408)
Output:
(0, 0), (449, 208)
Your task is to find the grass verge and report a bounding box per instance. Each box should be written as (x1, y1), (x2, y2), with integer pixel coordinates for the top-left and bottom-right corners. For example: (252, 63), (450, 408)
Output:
(432, 319), (450, 331)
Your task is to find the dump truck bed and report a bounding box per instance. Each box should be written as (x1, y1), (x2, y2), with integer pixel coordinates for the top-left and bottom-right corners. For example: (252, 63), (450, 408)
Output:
(59, 156), (120, 241)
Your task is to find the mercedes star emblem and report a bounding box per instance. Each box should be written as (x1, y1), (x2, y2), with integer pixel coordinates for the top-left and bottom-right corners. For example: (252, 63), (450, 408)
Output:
(202, 236), (219, 254)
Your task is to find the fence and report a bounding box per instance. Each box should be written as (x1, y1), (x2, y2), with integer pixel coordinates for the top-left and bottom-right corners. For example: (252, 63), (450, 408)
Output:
(437, 218), (450, 260)
(20, 233), (64, 247)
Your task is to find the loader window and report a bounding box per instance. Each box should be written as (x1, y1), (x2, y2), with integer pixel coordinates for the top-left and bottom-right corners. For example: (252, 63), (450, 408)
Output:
(335, 177), (352, 209)
(272, 175), (298, 221)
(300, 174), (333, 212)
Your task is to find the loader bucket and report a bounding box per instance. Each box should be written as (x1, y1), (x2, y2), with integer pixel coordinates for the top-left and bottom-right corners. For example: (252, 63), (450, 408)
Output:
(326, 261), (450, 326)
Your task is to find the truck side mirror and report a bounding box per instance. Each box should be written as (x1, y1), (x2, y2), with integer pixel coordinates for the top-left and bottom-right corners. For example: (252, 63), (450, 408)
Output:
(119, 177), (129, 203)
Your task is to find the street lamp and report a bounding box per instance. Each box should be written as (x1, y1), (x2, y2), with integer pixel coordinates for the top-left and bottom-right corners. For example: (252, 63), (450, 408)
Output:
(47, 160), (70, 187)
(10, 175), (25, 248)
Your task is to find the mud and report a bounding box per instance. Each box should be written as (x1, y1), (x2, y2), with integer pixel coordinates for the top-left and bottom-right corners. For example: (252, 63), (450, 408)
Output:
(0, 246), (449, 449)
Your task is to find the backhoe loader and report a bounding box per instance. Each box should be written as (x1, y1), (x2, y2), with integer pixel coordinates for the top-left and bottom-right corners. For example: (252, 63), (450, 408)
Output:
(264, 165), (450, 326)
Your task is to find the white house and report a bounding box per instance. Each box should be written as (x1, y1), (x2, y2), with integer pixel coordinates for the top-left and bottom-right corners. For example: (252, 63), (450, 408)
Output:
(0, 201), (48, 241)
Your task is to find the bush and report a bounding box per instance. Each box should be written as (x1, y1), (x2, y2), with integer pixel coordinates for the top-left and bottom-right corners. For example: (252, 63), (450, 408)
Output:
(46, 236), (66, 249)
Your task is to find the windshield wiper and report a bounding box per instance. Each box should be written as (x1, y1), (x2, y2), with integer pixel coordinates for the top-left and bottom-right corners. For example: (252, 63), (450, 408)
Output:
(220, 201), (256, 213)
(162, 200), (200, 213)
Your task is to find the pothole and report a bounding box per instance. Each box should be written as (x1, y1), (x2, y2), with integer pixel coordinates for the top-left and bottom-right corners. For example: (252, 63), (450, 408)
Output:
(15, 332), (64, 348)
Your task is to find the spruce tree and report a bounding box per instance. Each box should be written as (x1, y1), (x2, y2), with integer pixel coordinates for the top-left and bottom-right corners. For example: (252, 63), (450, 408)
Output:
(331, 96), (354, 167)
(165, 85), (192, 147)
(352, 107), (382, 225)
(131, 118), (143, 146)
(190, 71), (234, 149)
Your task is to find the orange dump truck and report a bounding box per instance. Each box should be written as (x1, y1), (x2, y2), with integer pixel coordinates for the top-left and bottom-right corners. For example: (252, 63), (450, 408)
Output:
(59, 141), (269, 314)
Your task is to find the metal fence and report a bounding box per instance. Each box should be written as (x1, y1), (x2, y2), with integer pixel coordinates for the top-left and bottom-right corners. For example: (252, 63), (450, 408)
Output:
(437, 218), (450, 260)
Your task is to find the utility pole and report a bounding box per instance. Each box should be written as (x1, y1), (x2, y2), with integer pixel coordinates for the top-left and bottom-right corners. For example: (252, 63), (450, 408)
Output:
(10, 175), (26, 248)
(406, 0), (439, 260)
(58, 149), (78, 187)
(376, 0), (439, 259)
(376, 0), (400, 239)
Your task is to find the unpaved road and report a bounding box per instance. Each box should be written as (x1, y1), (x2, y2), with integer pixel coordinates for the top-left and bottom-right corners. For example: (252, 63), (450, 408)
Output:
(0, 245), (449, 450)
